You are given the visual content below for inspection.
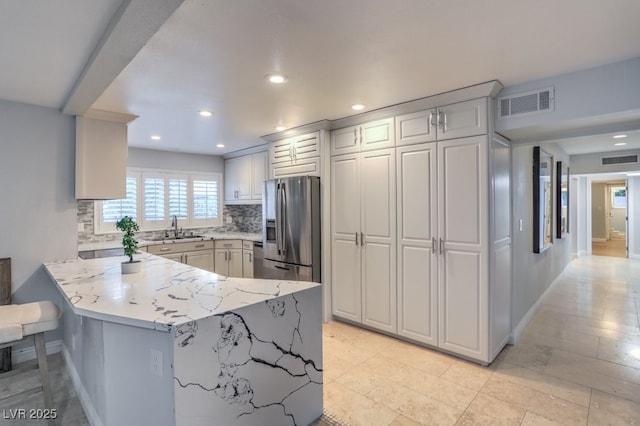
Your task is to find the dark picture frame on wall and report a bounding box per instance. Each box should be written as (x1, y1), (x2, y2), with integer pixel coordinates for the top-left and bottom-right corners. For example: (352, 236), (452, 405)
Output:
(533, 146), (553, 253)
(556, 161), (569, 238)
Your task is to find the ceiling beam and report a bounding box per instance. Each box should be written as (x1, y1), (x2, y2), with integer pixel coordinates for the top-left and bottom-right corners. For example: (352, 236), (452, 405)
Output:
(62, 0), (184, 116)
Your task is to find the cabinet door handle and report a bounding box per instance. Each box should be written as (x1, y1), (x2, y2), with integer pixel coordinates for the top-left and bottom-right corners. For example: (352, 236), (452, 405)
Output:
(359, 127), (363, 144)
(432, 237), (436, 254)
(353, 128), (357, 145)
(443, 112), (447, 132)
(160, 247), (170, 252)
(429, 111), (435, 128)
(439, 238), (444, 255)
(355, 232), (359, 246)
(361, 232), (364, 245)
(249, 253), (252, 262)
(195, 244), (205, 248)
(183, 254), (188, 263)
(224, 250), (228, 261)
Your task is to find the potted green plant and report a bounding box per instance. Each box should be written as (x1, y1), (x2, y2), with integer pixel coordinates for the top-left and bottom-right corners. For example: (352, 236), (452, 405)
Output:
(115, 216), (141, 274)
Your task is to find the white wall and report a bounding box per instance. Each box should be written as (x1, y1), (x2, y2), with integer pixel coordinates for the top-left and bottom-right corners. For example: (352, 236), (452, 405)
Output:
(497, 57), (640, 142)
(511, 142), (572, 338)
(128, 147), (223, 172)
(629, 177), (640, 259)
(571, 149), (640, 175)
(0, 100), (77, 314)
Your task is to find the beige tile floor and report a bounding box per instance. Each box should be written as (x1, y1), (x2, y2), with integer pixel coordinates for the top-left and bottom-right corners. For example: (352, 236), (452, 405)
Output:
(322, 255), (640, 425)
(3, 255), (639, 425)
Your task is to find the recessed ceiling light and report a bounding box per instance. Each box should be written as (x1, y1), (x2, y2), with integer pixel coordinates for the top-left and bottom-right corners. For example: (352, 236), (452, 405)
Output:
(613, 134), (627, 139)
(275, 126), (286, 132)
(614, 142), (627, 146)
(351, 104), (364, 111)
(267, 74), (287, 84)
(199, 110), (213, 117)
(151, 135), (161, 141)
(216, 144), (225, 148)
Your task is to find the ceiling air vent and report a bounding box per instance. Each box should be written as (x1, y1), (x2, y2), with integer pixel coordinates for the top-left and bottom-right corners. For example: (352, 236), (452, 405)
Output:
(498, 87), (554, 119)
(601, 154), (639, 166)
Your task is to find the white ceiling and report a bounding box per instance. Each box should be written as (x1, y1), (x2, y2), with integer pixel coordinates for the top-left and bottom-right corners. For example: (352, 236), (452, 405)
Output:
(3, 0), (640, 155)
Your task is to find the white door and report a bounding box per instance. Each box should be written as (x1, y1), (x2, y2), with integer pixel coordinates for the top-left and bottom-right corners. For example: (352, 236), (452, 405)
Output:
(360, 148), (396, 333)
(361, 118), (395, 151)
(242, 249), (254, 278)
(331, 154), (362, 322)
(251, 151), (268, 201)
(437, 135), (488, 361)
(214, 249), (229, 276)
(436, 98), (487, 141)
(228, 249), (243, 278)
(395, 109), (437, 146)
(331, 126), (359, 156)
(184, 250), (214, 272)
(396, 144), (438, 345)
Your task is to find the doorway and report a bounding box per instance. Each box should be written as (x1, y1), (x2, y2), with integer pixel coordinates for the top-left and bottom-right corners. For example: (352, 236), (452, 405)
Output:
(591, 180), (628, 258)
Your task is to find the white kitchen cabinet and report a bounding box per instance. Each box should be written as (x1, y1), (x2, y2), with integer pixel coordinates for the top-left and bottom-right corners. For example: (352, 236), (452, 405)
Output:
(214, 240), (243, 277)
(147, 240), (214, 272)
(396, 144), (438, 346)
(331, 148), (396, 334)
(242, 241), (254, 278)
(225, 151), (267, 204)
(270, 132), (320, 164)
(269, 132), (321, 178)
(395, 134), (511, 363)
(330, 118), (395, 155)
(75, 112), (135, 200)
(395, 98), (487, 147)
(251, 151), (267, 200)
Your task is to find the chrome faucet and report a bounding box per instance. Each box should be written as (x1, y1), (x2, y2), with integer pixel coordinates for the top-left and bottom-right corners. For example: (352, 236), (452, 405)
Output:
(171, 215), (179, 238)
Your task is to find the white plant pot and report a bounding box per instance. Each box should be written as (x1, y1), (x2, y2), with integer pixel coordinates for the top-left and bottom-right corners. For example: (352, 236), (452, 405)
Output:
(121, 260), (142, 274)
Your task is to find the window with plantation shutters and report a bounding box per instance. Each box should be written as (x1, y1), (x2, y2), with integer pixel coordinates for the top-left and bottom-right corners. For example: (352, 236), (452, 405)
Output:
(95, 169), (222, 233)
(192, 178), (219, 225)
(143, 176), (166, 228)
(169, 178), (188, 219)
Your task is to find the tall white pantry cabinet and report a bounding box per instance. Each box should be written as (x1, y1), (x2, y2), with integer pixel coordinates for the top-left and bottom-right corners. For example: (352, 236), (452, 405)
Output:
(330, 96), (511, 364)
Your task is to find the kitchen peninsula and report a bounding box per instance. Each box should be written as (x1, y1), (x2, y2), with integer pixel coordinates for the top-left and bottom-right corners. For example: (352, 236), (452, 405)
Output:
(44, 252), (322, 426)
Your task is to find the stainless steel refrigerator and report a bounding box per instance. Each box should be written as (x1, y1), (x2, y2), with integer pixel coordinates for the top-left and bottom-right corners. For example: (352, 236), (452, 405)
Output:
(262, 175), (321, 282)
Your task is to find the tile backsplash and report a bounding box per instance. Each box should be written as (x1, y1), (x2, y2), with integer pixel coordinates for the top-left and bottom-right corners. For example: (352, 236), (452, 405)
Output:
(77, 201), (262, 244)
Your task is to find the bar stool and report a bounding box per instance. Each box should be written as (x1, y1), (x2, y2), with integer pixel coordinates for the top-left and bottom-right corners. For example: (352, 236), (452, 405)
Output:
(0, 301), (60, 410)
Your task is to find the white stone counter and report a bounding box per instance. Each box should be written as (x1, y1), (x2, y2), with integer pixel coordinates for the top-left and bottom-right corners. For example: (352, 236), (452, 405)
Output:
(44, 252), (317, 332)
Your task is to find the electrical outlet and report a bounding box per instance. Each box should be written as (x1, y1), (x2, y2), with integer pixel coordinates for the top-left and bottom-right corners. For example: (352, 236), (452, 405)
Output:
(226, 216), (233, 224)
(77, 223), (84, 232)
(150, 349), (163, 377)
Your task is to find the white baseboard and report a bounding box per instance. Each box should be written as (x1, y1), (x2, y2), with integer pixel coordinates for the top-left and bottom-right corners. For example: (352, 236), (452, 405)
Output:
(630, 253), (640, 260)
(509, 267), (566, 345)
(61, 345), (103, 426)
(11, 339), (62, 364)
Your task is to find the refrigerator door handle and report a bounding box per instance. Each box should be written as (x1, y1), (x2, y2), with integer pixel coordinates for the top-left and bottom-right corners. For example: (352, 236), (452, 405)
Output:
(275, 183), (281, 255)
(280, 183), (287, 256)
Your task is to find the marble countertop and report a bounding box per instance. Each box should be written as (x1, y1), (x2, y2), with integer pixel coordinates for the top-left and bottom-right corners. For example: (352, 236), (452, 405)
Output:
(78, 231), (262, 252)
(44, 252), (317, 332)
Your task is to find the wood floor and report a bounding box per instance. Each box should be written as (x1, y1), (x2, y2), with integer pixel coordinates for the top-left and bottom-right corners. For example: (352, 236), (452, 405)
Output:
(592, 237), (627, 258)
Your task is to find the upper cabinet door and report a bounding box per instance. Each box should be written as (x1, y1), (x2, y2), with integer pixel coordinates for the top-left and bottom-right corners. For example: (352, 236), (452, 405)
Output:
(224, 155), (251, 202)
(361, 118), (395, 151)
(436, 98), (487, 141)
(270, 138), (294, 164)
(396, 109), (437, 146)
(331, 126), (359, 156)
(251, 151), (267, 200)
(291, 133), (320, 161)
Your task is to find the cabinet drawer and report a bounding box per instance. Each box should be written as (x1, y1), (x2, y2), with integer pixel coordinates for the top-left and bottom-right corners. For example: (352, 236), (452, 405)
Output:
(214, 239), (242, 249)
(147, 240), (213, 255)
(242, 240), (253, 250)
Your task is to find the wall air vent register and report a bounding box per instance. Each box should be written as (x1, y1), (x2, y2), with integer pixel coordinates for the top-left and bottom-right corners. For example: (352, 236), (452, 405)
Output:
(601, 154), (639, 166)
(498, 87), (554, 119)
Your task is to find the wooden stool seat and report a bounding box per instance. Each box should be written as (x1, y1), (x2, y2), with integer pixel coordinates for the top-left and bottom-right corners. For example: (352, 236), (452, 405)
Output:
(0, 301), (60, 416)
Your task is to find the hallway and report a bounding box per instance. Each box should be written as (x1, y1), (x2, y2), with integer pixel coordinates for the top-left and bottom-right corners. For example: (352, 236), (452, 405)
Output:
(321, 255), (640, 424)
(592, 237), (627, 258)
